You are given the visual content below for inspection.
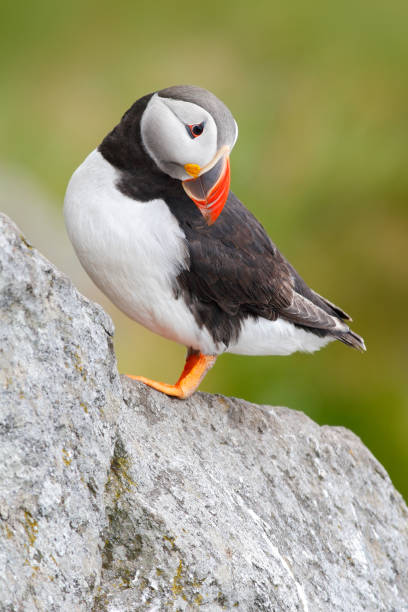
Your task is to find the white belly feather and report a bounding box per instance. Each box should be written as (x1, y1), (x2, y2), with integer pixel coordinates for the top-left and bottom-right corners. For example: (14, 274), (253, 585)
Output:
(64, 150), (222, 354)
(64, 150), (331, 357)
(227, 316), (332, 356)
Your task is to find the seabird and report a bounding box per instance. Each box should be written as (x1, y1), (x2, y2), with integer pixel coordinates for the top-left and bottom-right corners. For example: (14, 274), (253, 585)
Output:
(64, 85), (365, 398)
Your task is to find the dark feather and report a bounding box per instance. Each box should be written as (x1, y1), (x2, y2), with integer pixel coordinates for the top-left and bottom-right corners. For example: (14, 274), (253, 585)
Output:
(167, 191), (361, 347)
(337, 330), (366, 352)
(279, 293), (346, 331)
(310, 290), (352, 321)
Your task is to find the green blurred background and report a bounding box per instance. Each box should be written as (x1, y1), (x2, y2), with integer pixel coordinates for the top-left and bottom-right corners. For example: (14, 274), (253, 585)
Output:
(1, 0), (407, 500)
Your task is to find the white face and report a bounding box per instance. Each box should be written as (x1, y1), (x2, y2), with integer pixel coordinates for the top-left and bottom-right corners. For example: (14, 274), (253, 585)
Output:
(140, 94), (220, 181)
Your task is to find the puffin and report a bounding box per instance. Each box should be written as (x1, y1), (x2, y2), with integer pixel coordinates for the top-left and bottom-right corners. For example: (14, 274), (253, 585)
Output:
(64, 85), (365, 399)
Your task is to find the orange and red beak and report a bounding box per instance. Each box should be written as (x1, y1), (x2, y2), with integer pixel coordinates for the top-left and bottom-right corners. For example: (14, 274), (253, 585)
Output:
(182, 147), (230, 225)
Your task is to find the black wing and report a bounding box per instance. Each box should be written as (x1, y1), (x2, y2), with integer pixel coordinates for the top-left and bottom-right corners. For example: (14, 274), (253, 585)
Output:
(173, 191), (363, 349)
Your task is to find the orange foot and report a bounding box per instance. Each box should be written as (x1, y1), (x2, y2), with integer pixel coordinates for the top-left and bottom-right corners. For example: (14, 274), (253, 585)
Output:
(126, 350), (217, 399)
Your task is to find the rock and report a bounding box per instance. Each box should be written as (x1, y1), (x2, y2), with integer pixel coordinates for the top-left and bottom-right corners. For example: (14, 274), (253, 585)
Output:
(0, 212), (407, 611)
(0, 214), (122, 610)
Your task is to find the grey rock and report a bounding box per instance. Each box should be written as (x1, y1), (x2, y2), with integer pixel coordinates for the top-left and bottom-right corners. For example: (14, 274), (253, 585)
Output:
(0, 214), (122, 611)
(0, 212), (407, 611)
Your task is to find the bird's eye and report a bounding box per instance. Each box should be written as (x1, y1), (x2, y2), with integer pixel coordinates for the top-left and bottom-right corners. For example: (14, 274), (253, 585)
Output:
(186, 122), (205, 139)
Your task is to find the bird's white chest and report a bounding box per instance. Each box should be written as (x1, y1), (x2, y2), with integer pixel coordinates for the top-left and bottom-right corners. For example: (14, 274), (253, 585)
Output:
(63, 150), (218, 352)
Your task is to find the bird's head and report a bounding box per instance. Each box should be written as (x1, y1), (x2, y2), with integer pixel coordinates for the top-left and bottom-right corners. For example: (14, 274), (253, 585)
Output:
(138, 85), (238, 225)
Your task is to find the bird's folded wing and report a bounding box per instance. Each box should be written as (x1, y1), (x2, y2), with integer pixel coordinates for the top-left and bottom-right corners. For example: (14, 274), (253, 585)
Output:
(310, 289), (352, 321)
(178, 192), (350, 331)
(279, 292), (349, 332)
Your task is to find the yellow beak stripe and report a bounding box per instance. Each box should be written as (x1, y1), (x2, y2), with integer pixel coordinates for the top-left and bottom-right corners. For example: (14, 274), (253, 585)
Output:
(184, 163), (201, 178)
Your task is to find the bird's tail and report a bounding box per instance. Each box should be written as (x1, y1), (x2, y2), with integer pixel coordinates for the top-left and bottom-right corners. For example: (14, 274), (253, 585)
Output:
(337, 329), (366, 352)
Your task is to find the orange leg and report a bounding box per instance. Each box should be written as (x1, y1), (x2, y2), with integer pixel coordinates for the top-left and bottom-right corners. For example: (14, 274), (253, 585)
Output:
(126, 349), (217, 399)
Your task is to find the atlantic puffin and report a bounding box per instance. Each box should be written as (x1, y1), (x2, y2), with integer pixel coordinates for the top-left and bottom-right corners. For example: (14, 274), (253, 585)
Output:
(64, 85), (365, 398)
